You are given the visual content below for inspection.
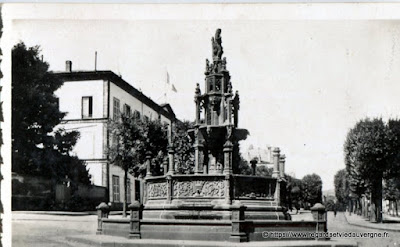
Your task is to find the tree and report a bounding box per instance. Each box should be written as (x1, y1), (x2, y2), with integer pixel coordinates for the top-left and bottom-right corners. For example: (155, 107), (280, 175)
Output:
(108, 115), (168, 216)
(384, 177), (400, 216)
(344, 118), (395, 222)
(108, 114), (143, 217)
(141, 118), (169, 176)
(237, 155), (252, 175)
(301, 173), (322, 208)
(334, 169), (350, 206)
(285, 175), (303, 211)
(12, 42), (90, 185)
(256, 165), (273, 177)
(174, 121), (194, 174)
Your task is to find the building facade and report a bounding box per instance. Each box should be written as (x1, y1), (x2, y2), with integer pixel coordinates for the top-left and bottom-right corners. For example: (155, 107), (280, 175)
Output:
(53, 61), (176, 206)
(244, 145), (274, 167)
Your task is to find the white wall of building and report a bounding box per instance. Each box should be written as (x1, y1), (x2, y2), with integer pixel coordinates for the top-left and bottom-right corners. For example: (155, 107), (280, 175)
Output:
(109, 82), (172, 126)
(86, 161), (105, 186)
(55, 76), (175, 195)
(66, 122), (106, 159)
(55, 80), (105, 119)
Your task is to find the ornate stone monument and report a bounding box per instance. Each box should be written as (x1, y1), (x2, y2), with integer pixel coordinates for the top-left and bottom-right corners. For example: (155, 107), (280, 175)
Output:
(97, 29), (328, 243)
(140, 29), (290, 240)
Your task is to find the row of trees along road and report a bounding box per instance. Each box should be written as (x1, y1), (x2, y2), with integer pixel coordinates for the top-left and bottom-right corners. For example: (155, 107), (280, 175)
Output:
(12, 42), (91, 185)
(341, 118), (400, 222)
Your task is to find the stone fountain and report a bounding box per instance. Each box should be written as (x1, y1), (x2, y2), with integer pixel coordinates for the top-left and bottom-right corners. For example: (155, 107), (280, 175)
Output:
(96, 29), (328, 243)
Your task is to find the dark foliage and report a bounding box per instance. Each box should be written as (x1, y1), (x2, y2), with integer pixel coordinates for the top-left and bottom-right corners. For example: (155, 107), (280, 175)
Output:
(334, 169), (350, 204)
(12, 42), (90, 185)
(301, 173), (323, 207)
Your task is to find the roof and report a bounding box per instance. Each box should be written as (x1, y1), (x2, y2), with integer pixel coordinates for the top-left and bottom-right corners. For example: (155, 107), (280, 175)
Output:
(50, 70), (176, 121)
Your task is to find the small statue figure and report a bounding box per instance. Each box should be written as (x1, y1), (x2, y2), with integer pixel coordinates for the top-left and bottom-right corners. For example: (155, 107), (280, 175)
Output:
(211, 29), (223, 61)
(227, 82), (232, 94)
(233, 90), (240, 110)
(195, 83), (201, 96)
(221, 57), (227, 71)
(205, 59), (210, 74)
(226, 125), (233, 141)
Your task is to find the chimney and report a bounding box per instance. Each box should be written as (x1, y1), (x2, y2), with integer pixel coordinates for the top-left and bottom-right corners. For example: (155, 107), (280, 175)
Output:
(65, 60), (72, 72)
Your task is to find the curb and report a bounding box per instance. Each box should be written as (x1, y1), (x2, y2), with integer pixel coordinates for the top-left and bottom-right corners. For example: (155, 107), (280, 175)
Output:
(343, 213), (400, 232)
(12, 211), (96, 216)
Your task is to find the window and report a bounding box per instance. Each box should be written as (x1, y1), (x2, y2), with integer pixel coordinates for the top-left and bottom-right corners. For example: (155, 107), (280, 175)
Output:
(82, 96), (93, 118)
(144, 115), (149, 122)
(113, 97), (120, 120)
(133, 110), (141, 120)
(127, 178), (131, 203)
(112, 175), (120, 202)
(123, 104), (131, 117)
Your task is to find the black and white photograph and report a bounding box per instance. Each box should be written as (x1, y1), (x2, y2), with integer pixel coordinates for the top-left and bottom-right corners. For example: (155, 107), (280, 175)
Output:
(2, 2), (400, 247)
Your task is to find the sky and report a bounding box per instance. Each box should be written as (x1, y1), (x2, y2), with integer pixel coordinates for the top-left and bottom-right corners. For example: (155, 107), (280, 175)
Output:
(5, 4), (400, 191)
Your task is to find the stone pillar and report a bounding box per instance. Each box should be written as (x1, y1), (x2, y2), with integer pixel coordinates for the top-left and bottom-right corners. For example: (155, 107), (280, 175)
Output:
(272, 147), (280, 178)
(229, 202), (247, 242)
(163, 156), (168, 175)
(166, 175), (172, 203)
(250, 160), (257, 176)
(194, 143), (204, 174)
(227, 86), (233, 125)
(219, 96), (224, 124)
(279, 154), (286, 178)
(233, 91), (240, 128)
(273, 148), (281, 204)
(194, 128), (204, 174)
(195, 83), (201, 125)
(128, 201), (141, 239)
(96, 202), (110, 235)
(168, 144), (175, 175)
(146, 151), (152, 177)
(223, 141), (233, 175)
(274, 179), (281, 205)
(224, 174), (232, 204)
(311, 203), (328, 239)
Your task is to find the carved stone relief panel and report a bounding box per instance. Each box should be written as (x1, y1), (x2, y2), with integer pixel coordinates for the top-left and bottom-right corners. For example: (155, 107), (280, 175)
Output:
(147, 182), (167, 199)
(172, 179), (225, 198)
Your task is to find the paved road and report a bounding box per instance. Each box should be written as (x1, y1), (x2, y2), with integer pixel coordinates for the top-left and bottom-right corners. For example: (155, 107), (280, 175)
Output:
(328, 212), (400, 247)
(11, 212), (400, 246)
(12, 213), (97, 247)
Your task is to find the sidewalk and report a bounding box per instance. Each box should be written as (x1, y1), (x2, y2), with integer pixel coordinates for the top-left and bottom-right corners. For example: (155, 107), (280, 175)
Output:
(66, 235), (358, 247)
(344, 212), (400, 232)
(12, 210), (125, 216)
(383, 214), (400, 223)
(13, 211), (95, 216)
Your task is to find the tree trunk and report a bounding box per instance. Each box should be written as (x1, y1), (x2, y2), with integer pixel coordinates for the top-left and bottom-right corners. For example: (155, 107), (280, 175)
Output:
(359, 198), (363, 215)
(123, 168), (128, 218)
(362, 197), (367, 218)
(370, 178), (383, 223)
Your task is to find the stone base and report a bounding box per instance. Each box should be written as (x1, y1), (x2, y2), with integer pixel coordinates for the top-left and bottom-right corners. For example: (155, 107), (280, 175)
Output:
(229, 233), (248, 242)
(100, 218), (326, 242)
(129, 233), (141, 239)
(143, 199), (290, 221)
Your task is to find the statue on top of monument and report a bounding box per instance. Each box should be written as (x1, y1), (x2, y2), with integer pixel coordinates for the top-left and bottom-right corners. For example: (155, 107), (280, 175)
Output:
(211, 28), (223, 61)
